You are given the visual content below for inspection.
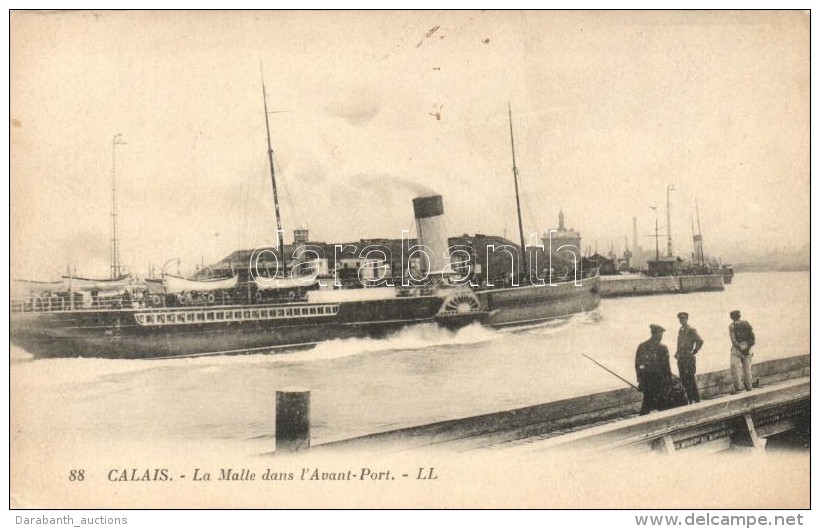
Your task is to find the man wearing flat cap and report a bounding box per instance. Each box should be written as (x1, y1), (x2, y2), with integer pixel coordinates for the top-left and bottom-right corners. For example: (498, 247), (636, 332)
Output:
(676, 311), (704, 404)
(635, 324), (673, 415)
(729, 310), (755, 392)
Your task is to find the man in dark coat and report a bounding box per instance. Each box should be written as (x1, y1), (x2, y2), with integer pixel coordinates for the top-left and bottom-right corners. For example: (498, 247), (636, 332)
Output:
(729, 310), (755, 392)
(675, 312), (704, 404)
(635, 324), (673, 415)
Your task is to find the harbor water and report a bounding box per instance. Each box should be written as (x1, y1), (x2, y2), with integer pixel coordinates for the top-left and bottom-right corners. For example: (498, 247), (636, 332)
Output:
(10, 271), (809, 462)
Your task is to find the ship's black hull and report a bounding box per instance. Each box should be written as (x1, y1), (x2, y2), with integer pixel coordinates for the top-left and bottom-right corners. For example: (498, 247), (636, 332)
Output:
(478, 275), (600, 327)
(10, 296), (446, 359)
(11, 278), (600, 359)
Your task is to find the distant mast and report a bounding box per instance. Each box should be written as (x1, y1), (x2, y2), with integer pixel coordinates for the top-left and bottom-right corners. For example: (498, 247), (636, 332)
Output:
(110, 133), (126, 278)
(261, 74), (286, 274)
(507, 102), (528, 275)
(695, 200), (705, 266)
(691, 214), (698, 266)
(666, 183), (675, 257)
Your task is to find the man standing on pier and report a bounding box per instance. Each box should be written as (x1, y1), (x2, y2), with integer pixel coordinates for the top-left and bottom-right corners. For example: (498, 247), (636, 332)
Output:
(635, 324), (673, 415)
(729, 310), (756, 392)
(675, 312), (704, 404)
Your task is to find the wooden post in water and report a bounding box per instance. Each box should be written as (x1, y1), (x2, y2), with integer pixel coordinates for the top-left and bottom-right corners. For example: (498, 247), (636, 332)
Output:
(275, 389), (311, 453)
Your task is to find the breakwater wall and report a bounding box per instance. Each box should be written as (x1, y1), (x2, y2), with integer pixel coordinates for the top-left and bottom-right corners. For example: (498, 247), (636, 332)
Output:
(599, 274), (724, 298)
(679, 274), (725, 292)
(315, 355), (808, 452)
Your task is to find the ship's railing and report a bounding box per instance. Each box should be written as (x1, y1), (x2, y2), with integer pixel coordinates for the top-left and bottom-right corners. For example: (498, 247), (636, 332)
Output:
(10, 289), (320, 313)
(133, 304), (340, 326)
(9, 293), (347, 315)
(10, 287), (303, 313)
(9, 296), (135, 314)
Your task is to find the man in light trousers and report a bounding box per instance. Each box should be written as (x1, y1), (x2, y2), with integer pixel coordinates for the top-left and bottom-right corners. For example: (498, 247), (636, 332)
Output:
(729, 310), (755, 393)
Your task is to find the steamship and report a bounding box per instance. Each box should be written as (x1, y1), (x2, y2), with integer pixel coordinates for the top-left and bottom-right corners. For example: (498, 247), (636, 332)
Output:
(9, 94), (599, 360)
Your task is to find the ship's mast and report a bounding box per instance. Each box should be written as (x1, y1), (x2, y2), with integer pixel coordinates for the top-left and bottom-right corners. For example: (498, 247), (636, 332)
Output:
(691, 213), (697, 265)
(695, 199), (705, 265)
(666, 183), (675, 257)
(508, 103), (528, 276)
(261, 74), (286, 275)
(110, 133), (126, 279)
(649, 206), (660, 262)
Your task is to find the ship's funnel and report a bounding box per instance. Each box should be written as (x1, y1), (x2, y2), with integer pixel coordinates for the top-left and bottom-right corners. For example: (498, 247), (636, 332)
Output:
(412, 195), (451, 275)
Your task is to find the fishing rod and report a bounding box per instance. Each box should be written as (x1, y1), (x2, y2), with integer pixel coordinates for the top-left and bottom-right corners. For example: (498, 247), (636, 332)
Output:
(581, 354), (639, 391)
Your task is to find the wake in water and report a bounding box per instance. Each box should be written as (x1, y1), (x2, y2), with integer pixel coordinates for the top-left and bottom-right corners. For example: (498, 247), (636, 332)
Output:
(10, 345), (36, 365)
(248, 321), (505, 364)
(169, 321), (502, 367)
(497, 309), (603, 336)
(12, 322), (505, 374)
(254, 310), (603, 365)
(10, 345), (176, 387)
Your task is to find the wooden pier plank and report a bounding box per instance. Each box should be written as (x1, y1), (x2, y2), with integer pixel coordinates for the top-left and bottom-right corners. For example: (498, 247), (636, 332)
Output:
(504, 378), (808, 455)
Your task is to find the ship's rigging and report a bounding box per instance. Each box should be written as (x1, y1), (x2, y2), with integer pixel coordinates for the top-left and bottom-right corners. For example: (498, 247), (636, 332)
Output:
(261, 72), (287, 273)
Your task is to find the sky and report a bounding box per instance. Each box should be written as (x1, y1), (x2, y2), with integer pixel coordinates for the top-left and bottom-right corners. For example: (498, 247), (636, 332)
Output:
(9, 10), (809, 279)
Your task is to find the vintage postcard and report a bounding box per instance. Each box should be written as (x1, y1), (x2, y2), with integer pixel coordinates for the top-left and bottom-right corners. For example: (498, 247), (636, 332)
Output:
(8, 10), (810, 512)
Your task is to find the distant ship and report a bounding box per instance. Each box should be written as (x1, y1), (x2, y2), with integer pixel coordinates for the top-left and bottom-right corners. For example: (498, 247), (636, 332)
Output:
(680, 200), (733, 285)
(9, 94), (599, 359)
(720, 264), (734, 284)
(598, 197), (728, 297)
